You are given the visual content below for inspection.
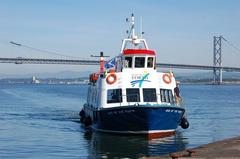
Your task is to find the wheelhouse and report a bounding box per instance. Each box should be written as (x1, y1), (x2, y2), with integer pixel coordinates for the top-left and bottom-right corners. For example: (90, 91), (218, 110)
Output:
(114, 49), (156, 72)
(123, 49), (155, 69)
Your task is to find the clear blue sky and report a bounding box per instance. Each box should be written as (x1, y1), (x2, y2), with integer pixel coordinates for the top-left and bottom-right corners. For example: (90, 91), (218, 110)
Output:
(0, 0), (240, 75)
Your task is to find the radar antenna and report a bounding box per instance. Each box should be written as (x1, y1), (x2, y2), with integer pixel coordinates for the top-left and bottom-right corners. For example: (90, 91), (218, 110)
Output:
(120, 14), (149, 53)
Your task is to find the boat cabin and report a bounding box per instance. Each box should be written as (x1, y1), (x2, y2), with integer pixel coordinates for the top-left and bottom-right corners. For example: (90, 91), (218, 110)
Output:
(115, 49), (156, 72)
(80, 14), (189, 136)
(86, 14), (179, 110)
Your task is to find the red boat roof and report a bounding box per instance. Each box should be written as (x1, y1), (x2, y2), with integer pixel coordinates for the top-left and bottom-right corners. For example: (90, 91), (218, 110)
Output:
(123, 49), (156, 56)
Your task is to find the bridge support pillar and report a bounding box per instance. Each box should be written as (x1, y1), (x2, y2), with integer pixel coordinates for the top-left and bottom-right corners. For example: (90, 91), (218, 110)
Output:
(213, 36), (223, 85)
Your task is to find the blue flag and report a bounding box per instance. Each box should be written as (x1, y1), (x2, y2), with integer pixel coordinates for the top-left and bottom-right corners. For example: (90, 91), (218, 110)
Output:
(105, 58), (115, 69)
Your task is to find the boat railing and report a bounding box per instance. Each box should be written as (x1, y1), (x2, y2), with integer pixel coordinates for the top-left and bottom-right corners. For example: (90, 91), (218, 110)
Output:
(175, 96), (183, 106)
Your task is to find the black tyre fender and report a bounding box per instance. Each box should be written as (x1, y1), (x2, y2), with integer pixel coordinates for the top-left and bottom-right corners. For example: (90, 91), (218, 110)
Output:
(180, 117), (189, 129)
(79, 110), (85, 123)
(84, 116), (92, 127)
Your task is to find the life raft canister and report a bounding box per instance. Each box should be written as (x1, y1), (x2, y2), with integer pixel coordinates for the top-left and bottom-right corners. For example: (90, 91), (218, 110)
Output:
(162, 73), (172, 84)
(106, 73), (117, 85)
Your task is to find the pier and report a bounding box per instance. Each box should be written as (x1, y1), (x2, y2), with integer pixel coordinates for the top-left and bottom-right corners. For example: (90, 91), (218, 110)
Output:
(140, 136), (240, 159)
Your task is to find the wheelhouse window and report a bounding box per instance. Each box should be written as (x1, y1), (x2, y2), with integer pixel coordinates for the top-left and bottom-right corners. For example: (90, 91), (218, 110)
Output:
(143, 88), (157, 102)
(147, 57), (154, 68)
(107, 89), (122, 103)
(135, 57), (145, 68)
(125, 56), (132, 68)
(126, 88), (140, 102)
(160, 89), (174, 104)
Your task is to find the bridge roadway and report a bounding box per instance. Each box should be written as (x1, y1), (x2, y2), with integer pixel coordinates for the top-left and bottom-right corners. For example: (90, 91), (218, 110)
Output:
(0, 57), (240, 72)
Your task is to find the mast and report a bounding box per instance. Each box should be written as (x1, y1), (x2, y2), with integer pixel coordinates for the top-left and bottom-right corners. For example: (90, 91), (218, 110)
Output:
(91, 52), (109, 74)
(130, 13), (136, 40)
(100, 52), (104, 73)
(120, 14), (149, 53)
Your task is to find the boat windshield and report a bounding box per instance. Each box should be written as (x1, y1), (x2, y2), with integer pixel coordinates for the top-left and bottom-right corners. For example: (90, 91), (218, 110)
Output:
(147, 57), (154, 68)
(125, 56), (132, 68)
(143, 88), (157, 102)
(107, 89), (122, 103)
(135, 57), (145, 68)
(126, 88), (140, 102)
(160, 89), (175, 104)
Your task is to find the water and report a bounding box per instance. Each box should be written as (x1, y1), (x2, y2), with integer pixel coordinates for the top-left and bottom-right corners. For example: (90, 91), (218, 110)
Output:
(0, 84), (240, 158)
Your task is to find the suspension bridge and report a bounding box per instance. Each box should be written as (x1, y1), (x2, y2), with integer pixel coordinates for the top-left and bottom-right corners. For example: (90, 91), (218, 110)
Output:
(0, 36), (240, 84)
(0, 57), (239, 72)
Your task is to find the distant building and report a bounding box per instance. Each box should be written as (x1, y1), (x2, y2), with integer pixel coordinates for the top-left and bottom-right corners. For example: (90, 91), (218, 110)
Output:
(32, 76), (40, 84)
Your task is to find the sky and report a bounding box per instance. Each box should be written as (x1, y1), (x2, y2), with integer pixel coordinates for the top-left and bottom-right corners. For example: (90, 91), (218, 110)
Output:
(0, 0), (240, 76)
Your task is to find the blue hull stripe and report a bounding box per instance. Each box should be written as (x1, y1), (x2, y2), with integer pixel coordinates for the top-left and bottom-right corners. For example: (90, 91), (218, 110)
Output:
(86, 105), (185, 134)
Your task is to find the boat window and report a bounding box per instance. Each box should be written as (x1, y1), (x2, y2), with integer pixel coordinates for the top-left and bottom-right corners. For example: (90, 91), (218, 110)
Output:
(107, 89), (122, 103)
(143, 88), (157, 102)
(125, 57), (132, 68)
(126, 88), (140, 102)
(160, 89), (174, 104)
(135, 57), (145, 68)
(147, 57), (154, 68)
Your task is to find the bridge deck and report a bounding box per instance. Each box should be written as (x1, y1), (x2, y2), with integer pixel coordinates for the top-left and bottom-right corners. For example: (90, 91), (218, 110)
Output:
(0, 57), (240, 72)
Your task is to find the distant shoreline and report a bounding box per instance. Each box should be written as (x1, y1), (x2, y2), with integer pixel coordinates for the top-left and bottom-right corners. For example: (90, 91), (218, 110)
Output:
(0, 78), (240, 85)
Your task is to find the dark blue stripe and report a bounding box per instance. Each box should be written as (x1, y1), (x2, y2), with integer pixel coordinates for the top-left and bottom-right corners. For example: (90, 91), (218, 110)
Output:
(91, 105), (185, 132)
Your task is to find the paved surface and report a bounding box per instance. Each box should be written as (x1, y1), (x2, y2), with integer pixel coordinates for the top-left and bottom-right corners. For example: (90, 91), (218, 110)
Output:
(140, 136), (240, 159)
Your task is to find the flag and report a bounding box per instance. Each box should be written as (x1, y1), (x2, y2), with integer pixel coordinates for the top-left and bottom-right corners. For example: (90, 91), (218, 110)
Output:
(105, 58), (115, 69)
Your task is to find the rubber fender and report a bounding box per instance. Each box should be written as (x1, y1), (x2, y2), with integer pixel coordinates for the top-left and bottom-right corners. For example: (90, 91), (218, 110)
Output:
(180, 117), (189, 129)
(79, 110), (85, 123)
(84, 116), (92, 127)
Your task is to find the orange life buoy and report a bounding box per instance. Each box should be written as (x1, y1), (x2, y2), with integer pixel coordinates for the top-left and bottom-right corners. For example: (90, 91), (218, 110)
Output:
(106, 73), (117, 85)
(163, 73), (172, 84)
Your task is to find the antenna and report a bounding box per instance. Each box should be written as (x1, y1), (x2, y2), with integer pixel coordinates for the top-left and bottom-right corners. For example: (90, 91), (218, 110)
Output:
(131, 13), (135, 39)
(90, 52), (109, 58)
(140, 16), (143, 38)
(125, 13), (135, 39)
(120, 13), (149, 52)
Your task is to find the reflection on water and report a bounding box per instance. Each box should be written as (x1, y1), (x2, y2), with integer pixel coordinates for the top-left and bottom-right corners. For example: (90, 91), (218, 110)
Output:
(84, 130), (188, 158)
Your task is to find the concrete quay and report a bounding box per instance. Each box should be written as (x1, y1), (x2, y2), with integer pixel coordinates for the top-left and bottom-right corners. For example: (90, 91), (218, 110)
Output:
(140, 136), (240, 159)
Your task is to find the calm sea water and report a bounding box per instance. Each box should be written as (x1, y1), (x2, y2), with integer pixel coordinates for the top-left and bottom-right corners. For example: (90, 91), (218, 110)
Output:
(0, 84), (240, 158)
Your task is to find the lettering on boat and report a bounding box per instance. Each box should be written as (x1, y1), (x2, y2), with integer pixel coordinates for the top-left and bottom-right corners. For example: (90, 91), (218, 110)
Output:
(165, 109), (182, 114)
(107, 109), (136, 115)
(131, 73), (150, 87)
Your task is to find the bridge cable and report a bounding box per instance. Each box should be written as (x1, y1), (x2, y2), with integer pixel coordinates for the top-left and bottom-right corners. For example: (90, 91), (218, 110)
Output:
(222, 37), (240, 54)
(9, 41), (92, 60)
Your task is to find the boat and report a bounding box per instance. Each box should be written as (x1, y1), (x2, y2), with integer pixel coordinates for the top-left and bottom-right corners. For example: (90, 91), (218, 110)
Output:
(79, 14), (189, 139)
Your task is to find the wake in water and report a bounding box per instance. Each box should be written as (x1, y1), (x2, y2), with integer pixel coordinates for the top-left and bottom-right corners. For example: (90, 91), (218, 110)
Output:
(1, 110), (80, 122)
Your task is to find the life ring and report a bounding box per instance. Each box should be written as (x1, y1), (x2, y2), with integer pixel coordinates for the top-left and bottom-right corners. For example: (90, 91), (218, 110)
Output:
(163, 73), (172, 84)
(106, 73), (117, 85)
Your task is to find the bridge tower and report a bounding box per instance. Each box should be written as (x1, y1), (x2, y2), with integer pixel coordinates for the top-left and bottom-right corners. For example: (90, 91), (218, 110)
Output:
(213, 36), (223, 84)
